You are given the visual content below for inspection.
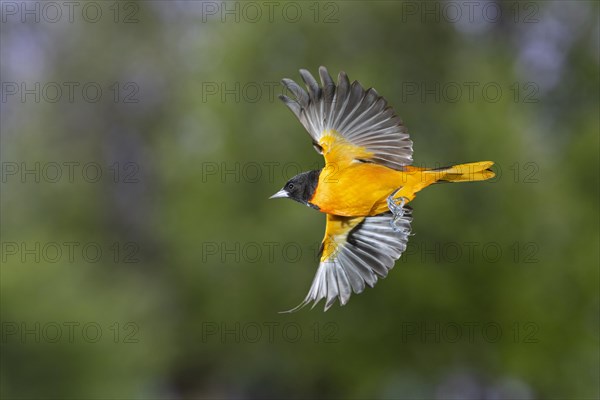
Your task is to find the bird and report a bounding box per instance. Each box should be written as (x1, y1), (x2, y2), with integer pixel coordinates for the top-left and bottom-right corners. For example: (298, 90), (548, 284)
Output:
(270, 66), (495, 312)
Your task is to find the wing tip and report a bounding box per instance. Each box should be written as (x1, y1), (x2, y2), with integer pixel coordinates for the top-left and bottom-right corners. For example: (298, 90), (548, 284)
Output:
(279, 66), (414, 168)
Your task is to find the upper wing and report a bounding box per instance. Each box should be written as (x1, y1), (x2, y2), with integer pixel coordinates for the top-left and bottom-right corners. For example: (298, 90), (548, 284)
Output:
(282, 208), (412, 312)
(279, 66), (413, 170)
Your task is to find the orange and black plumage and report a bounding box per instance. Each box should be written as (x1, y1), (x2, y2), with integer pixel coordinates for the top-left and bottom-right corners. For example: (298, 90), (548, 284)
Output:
(270, 67), (494, 312)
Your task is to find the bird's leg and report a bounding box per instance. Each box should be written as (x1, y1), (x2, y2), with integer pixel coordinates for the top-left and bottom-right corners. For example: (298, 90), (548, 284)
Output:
(387, 189), (410, 233)
(386, 188), (406, 216)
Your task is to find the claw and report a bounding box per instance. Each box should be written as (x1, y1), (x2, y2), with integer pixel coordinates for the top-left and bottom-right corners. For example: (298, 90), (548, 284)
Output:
(386, 188), (404, 213)
(386, 189), (409, 233)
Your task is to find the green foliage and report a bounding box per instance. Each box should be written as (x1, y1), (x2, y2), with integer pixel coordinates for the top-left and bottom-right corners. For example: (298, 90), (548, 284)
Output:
(1, 1), (598, 398)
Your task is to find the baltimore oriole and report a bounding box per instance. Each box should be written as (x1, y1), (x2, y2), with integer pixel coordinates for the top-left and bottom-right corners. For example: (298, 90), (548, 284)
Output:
(270, 67), (494, 312)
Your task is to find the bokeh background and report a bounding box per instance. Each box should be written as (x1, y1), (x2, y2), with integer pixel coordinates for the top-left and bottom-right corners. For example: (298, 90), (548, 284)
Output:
(1, 1), (599, 399)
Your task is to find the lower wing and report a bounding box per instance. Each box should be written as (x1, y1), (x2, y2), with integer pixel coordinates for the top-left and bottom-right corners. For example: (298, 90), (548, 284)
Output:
(281, 208), (412, 312)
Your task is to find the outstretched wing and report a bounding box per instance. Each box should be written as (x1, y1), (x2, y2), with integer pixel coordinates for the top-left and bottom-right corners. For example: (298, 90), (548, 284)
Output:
(282, 208), (412, 312)
(279, 66), (413, 170)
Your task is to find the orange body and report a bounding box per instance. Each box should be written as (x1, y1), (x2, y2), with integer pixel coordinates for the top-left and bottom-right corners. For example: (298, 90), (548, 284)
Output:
(311, 163), (434, 216)
(307, 130), (494, 217)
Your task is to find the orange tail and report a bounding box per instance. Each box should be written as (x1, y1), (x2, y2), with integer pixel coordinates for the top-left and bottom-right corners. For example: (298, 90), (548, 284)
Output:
(427, 161), (495, 183)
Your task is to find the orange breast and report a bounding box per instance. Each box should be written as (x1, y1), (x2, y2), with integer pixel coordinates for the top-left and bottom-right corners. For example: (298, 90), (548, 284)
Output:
(310, 163), (403, 216)
(310, 163), (439, 217)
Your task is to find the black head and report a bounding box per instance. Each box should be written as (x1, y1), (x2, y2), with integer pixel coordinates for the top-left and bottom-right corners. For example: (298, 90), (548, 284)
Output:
(269, 169), (321, 207)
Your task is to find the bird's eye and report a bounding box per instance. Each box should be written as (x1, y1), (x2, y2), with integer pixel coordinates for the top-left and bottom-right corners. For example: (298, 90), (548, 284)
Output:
(287, 183), (294, 190)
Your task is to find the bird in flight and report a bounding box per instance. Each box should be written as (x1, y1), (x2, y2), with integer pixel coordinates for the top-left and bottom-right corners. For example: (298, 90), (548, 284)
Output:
(271, 66), (494, 312)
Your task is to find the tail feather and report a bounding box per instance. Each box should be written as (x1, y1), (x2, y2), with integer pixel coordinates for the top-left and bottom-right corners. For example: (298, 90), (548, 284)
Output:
(428, 161), (495, 183)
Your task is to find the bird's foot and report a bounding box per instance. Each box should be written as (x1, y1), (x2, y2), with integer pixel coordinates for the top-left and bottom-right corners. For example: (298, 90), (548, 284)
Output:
(387, 189), (410, 233)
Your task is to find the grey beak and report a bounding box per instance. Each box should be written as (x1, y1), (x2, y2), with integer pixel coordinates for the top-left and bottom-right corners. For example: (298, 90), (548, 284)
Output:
(269, 189), (288, 199)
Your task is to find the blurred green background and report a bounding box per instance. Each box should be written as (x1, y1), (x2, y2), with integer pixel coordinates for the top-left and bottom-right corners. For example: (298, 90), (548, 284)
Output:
(1, 1), (598, 399)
